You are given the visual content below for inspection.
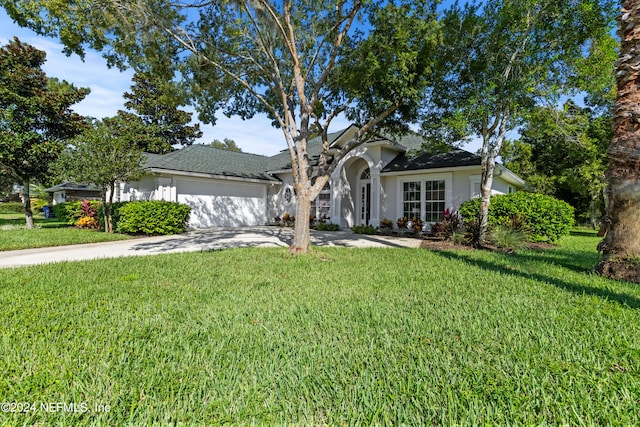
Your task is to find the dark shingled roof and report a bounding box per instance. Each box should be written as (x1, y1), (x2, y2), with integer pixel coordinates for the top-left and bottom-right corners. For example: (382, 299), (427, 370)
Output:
(143, 145), (278, 182)
(44, 182), (101, 192)
(382, 149), (482, 173)
(141, 127), (484, 180)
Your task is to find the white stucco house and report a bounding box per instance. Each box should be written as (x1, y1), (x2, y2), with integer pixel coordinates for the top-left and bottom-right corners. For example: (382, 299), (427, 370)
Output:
(113, 125), (525, 229)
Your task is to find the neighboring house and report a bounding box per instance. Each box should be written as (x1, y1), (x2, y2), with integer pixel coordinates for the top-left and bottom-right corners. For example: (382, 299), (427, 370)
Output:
(114, 125), (525, 229)
(45, 182), (102, 205)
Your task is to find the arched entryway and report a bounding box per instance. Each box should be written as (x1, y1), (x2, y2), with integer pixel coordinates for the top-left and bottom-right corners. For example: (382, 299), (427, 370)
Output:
(329, 150), (380, 228)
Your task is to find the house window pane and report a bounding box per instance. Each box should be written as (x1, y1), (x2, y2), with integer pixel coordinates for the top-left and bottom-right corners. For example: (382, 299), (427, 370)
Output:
(425, 179), (445, 222)
(403, 181), (421, 219)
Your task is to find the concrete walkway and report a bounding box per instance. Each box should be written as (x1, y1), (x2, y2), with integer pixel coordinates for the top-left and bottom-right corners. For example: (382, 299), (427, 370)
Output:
(0, 227), (422, 268)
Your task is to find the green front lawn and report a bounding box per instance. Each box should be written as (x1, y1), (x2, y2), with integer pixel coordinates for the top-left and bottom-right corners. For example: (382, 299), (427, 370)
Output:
(0, 213), (131, 251)
(0, 235), (638, 425)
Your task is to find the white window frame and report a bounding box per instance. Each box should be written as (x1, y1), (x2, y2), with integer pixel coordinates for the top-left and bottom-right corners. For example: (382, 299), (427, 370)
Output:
(397, 173), (452, 223)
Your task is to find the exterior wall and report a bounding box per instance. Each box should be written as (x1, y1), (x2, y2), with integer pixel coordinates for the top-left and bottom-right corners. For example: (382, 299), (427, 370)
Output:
(52, 191), (65, 205)
(117, 176), (159, 201)
(269, 172), (295, 221)
(379, 168), (521, 225)
(116, 173), (270, 228)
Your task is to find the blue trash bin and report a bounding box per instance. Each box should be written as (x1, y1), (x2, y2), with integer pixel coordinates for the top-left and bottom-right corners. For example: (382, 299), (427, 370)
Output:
(43, 206), (51, 219)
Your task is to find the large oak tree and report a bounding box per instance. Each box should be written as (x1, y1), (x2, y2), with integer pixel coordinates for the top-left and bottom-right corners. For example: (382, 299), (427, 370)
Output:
(0, 37), (88, 228)
(2, 0), (440, 253)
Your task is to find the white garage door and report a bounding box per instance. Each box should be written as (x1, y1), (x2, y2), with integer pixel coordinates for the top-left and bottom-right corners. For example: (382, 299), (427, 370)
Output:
(176, 177), (267, 227)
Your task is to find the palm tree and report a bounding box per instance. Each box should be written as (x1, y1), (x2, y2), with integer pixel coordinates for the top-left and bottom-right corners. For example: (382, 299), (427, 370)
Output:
(596, 0), (640, 283)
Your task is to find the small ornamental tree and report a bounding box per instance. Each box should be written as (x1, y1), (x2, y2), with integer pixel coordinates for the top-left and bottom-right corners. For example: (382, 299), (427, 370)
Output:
(55, 120), (144, 232)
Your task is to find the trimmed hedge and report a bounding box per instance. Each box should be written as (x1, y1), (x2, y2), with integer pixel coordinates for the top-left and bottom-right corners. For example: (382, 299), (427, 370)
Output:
(52, 200), (102, 225)
(0, 202), (24, 214)
(0, 199), (50, 214)
(458, 192), (574, 243)
(115, 201), (191, 235)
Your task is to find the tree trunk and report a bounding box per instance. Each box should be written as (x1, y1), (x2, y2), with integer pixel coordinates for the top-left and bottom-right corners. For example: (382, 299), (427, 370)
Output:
(22, 178), (34, 230)
(478, 155), (495, 246)
(596, 0), (640, 283)
(103, 181), (115, 233)
(289, 185), (312, 254)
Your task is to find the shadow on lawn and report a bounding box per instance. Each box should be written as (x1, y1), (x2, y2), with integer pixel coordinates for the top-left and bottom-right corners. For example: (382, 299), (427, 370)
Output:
(128, 227), (417, 253)
(514, 248), (601, 273)
(434, 250), (640, 309)
(0, 215), (68, 229)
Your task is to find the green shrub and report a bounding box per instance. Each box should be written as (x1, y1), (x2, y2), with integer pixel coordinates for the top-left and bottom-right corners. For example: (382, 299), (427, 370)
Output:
(115, 201), (191, 235)
(315, 222), (340, 231)
(53, 200), (102, 225)
(351, 224), (378, 235)
(459, 192), (574, 243)
(0, 202), (24, 214)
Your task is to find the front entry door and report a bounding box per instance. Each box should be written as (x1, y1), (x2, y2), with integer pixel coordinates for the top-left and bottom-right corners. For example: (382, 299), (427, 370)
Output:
(359, 182), (371, 225)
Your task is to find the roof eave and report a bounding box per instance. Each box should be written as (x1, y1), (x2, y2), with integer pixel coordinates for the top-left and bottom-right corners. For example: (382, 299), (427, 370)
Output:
(496, 165), (526, 187)
(146, 168), (281, 184)
(380, 164), (483, 176)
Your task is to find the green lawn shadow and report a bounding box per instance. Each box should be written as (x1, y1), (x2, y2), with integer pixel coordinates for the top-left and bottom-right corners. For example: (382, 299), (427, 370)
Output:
(433, 250), (640, 309)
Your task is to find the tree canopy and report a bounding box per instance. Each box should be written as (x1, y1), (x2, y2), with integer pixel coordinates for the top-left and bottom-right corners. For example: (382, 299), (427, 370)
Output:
(421, 0), (616, 243)
(0, 37), (88, 228)
(501, 101), (612, 225)
(111, 71), (203, 154)
(55, 119), (144, 232)
(211, 138), (242, 152)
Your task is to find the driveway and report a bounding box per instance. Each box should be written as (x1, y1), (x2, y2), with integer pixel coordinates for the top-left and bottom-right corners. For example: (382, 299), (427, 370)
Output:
(0, 227), (422, 268)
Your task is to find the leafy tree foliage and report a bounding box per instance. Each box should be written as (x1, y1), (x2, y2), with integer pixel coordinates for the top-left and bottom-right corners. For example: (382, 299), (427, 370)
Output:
(422, 0), (616, 244)
(211, 138), (242, 152)
(501, 102), (612, 226)
(0, 37), (88, 228)
(55, 120), (144, 232)
(2, 0), (441, 253)
(112, 71), (202, 154)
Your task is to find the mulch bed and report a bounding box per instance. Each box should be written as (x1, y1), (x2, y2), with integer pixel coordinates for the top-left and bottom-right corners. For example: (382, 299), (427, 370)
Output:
(419, 236), (555, 253)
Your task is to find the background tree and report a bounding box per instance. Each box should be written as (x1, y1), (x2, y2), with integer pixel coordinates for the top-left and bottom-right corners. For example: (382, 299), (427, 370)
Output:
(596, 0), (640, 283)
(0, 37), (88, 228)
(55, 119), (144, 232)
(111, 71), (202, 154)
(422, 0), (616, 245)
(3, 0), (441, 253)
(0, 170), (16, 201)
(501, 101), (612, 227)
(211, 138), (242, 152)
